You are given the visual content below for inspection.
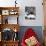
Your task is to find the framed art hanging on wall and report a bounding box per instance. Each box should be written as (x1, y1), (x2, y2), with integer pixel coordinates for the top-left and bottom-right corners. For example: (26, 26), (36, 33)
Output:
(25, 6), (36, 20)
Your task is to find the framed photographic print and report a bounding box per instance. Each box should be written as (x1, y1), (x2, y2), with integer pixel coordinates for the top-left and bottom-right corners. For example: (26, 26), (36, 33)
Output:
(2, 10), (9, 15)
(25, 6), (36, 20)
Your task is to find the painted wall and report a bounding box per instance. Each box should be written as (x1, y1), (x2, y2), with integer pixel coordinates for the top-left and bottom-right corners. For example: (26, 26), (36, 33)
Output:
(18, 26), (44, 44)
(18, 0), (44, 26)
(0, 0), (44, 26)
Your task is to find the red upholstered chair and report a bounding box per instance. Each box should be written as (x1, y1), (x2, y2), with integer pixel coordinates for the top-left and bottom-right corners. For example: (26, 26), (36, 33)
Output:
(21, 28), (41, 46)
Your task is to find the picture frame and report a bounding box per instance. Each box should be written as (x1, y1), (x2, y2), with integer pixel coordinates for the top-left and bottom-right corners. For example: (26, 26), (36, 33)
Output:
(25, 6), (36, 20)
(2, 10), (9, 15)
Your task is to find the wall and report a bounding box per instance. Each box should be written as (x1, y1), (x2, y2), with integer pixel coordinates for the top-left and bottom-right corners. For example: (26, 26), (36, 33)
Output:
(18, 26), (44, 44)
(0, 0), (44, 26)
(18, 0), (44, 26)
(0, 0), (15, 7)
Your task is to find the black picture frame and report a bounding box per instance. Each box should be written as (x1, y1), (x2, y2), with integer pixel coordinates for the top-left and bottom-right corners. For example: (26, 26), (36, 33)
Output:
(25, 6), (36, 20)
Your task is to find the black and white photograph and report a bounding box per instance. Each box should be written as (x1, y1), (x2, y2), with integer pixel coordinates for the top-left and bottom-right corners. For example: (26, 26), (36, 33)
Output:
(25, 7), (36, 19)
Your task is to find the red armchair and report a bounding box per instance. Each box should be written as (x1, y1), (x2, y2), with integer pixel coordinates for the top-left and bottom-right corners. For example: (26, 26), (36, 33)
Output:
(21, 28), (41, 46)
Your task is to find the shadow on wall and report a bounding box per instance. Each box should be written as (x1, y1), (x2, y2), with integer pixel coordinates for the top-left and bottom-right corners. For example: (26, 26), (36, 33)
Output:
(18, 26), (44, 44)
